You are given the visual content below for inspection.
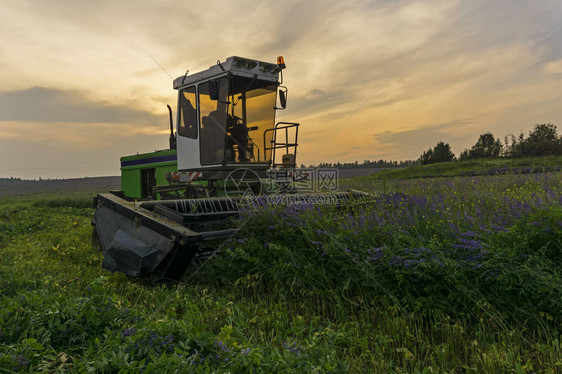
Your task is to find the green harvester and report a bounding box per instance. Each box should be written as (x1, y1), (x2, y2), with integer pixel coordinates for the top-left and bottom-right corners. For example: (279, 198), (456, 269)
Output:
(92, 56), (365, 281)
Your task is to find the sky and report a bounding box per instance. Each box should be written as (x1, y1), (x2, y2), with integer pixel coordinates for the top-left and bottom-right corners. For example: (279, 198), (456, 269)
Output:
(1, 0), (561, 179)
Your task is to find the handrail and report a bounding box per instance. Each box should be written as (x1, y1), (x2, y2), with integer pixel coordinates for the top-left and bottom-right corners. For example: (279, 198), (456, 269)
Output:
(264, 122), (299, 167)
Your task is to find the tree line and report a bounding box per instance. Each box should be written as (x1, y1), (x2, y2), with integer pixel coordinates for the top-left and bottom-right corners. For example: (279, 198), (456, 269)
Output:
(419, 123), (562, 165)
(305, 159), (418, 169)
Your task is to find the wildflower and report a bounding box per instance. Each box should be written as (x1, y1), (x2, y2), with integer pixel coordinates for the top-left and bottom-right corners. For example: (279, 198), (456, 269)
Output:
(283, 341), (304, 354)
(491, 225), (508, 232)
(11, 354), (29, 371)
(453, 238), (482, 251)
(121, 327), (137, 338)
(366, 247), (384, 262)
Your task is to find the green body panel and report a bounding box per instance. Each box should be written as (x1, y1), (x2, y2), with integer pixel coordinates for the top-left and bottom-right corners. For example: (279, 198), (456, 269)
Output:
(120, 149), (178, 199)
(119, 148), (262, 199)
(155, 165), (178, 185)
(121, 169), (142, 198)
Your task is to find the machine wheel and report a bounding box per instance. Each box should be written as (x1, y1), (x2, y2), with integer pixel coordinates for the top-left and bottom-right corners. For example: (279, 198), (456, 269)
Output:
(92, 225), (103, 252)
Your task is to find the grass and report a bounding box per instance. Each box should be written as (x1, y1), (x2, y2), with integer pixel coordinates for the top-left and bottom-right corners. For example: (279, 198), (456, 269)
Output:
(0, 192), (93, 209)
(1, 172), (561, 372)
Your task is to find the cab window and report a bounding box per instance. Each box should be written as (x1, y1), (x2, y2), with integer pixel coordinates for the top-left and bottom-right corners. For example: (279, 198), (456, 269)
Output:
(178, 86), (197, 138)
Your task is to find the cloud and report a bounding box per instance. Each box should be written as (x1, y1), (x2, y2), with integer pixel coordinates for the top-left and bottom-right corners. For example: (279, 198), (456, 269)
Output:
(373, 120), (473, 151)
(0, 87), (164, 125)
(544, 59), (562, 75)
(1, 0), (562, 177)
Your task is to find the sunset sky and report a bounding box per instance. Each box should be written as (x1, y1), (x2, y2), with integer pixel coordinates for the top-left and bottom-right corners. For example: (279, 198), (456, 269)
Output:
(1, 0), (561, 179)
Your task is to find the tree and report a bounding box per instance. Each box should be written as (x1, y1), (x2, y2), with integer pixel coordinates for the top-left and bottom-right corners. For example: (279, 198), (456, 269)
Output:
(432, 141), (456, 163)
(523, 123), (561, 156)
(459, 148), (470, 161)
(419, 148), (433, 165)
(469, 132), (502, 159)
(419, 141), (455, 165)
(503, 133), (526, 157)
(460, 132), (502, 160)
(503, 123), (561, 157)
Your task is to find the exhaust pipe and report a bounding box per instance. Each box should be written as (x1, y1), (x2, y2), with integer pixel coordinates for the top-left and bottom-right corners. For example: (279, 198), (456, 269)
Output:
(167, 105), (176, 149)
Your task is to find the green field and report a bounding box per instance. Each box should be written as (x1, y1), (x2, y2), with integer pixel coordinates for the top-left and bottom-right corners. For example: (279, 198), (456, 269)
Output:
(356, 156), (562, 180)
(1, 164), (561, 372)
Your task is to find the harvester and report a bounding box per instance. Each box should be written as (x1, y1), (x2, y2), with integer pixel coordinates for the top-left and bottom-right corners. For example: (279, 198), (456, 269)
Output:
(92, 56), (363, 281)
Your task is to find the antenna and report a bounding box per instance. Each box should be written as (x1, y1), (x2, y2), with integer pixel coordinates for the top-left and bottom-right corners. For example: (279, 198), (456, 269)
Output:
(144, 50), (174, 80)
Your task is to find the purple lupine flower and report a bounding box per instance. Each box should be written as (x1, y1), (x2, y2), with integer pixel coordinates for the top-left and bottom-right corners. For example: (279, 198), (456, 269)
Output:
(12, 354), (29, 366)
(283, 341), (304, 354)
(460, 231), (478, 238)
(121, 327), (137, 338)
(366, 247), (384, 262)
(492, 225), (508, 232)
(453, 238), (482, 251)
